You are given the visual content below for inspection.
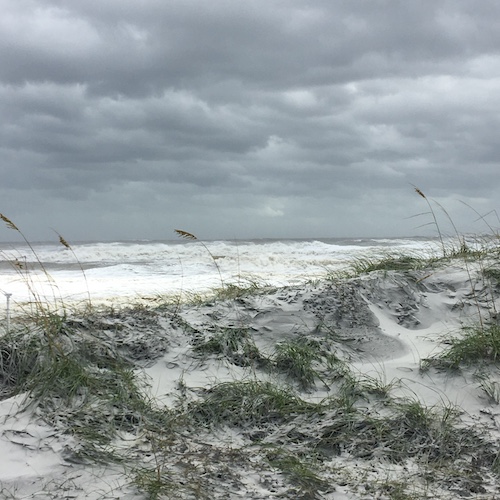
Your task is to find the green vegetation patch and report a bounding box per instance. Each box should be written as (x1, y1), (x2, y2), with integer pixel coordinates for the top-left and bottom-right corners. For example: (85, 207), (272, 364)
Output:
(272, 336), (343, 390)
(422, 325), (500, 370)
(351, 254), (430, 275)
(186, 380), (318, 428)
(266, 448), (332, 497)
(0, 314), (169, 466)
(193, 326), (267, 367)
(313, 397), (497, 485)
(211, 279), (273, 301)
(483, 266), (500, 284)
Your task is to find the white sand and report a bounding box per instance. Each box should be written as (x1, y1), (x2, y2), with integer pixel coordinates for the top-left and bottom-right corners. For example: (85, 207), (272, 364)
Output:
(1, 261), (500, 498)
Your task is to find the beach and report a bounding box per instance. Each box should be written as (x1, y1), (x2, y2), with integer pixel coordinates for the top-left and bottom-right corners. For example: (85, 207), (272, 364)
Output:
(0, 239), (499, 498)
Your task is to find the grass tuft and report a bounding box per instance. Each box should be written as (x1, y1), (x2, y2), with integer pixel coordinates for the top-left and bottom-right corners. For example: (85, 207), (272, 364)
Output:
(186, 380), (318, 428)
(351, 254), (430, 275)
(272, 337), (327, 390)
(266, 448), (331, 496)
(422, 325), (500, 370)
(193, 326), (266, 367)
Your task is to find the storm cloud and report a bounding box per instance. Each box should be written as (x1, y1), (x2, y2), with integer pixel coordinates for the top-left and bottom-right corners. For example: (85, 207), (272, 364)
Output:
(1, 0), (499, 241)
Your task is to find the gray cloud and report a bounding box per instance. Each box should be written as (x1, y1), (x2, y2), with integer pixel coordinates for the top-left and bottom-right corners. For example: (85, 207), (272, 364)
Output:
(1, 0), (499, 241)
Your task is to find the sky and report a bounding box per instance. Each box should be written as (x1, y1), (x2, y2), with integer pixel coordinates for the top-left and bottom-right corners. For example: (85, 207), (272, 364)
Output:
(1, 0), (500, 242)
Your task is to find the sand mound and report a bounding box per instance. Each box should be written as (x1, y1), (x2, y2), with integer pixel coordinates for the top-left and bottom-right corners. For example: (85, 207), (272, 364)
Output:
(1, 261), (500, 498)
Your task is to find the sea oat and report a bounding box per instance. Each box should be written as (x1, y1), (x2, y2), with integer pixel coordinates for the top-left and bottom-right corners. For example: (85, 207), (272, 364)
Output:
(174, 229), (198, 241)
(414, 187), (426, 199)
(0, 213), (19, 231)
(54, 230), (92, 310)
(175, 228), (224, 287)
(58, 234), (71, 250)
(413, 185), (446, 257)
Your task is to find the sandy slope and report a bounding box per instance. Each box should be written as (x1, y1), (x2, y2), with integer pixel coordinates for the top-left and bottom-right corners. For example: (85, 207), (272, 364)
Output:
(1, 262), (500, 498)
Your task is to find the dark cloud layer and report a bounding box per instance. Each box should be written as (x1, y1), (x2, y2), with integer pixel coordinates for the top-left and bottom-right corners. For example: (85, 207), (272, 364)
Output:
(1, 0), (499, 241)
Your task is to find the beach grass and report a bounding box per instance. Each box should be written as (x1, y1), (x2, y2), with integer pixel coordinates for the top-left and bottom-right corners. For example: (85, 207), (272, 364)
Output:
(186, 380), (318, 428)
(351, 254), (433, 274)
(272, 336), (342, 390)
(265, 448), (331, 496)
(421, 325), (500, 371)
(193, 325), (267, 367)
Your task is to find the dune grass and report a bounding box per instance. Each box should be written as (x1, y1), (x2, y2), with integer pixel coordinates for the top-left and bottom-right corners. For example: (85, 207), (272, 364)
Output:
(193, 326), (267, 367)
(422, 325), (500, 371)
(351, 254), (433, 275)
(272, 336), (343, 390)
(186, 380), (318, 427)
(0, 317), (165, 464)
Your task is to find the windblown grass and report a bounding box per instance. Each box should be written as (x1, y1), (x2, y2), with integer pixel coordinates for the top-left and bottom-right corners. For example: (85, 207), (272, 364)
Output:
(193, 326), (267, 367)
(0, 213), (64, 318)
(422, 325), (500, 371)
(172, 374), (499, 496)
(186, 380), (318, 428)
(265, 448), (331, 496)
(175, 228), (224, 287)
(272, 336), (342, 390)
(351, 254), (432, 274)
(0, 317), (162, 464)
(478, 375), (500, 405)
(210, 278), (274, 301)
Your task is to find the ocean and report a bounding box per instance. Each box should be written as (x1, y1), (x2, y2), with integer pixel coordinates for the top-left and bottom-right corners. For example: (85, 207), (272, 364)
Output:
(0, 237), (442, 310)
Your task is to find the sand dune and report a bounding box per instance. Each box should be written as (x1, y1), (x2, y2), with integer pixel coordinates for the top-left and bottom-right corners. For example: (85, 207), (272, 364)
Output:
(1, 260), (499, 498)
